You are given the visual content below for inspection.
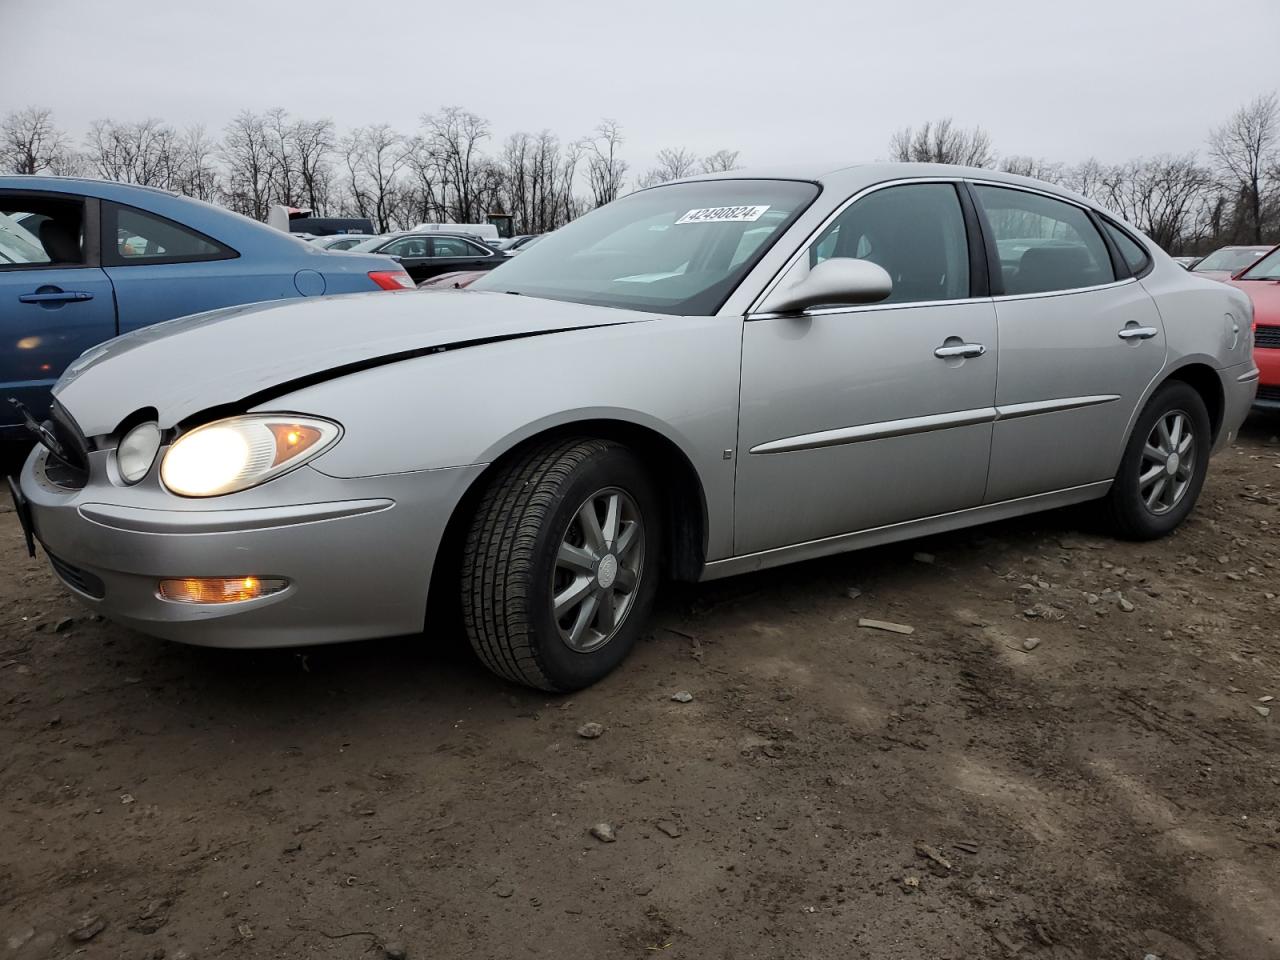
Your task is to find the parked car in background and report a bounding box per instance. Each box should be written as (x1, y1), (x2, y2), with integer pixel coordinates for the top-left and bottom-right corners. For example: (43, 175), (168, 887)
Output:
(417, 270), (487, 290)
(348, 232), (506, 283)
(15, 163), (1257, 693)
(409, 222), (502, 245)
(1190, 245), (1270, 280)
(1170, 255), (1199, 269)
(1225, 243), (1280, 411)
(495, 234), (543, 253)
(310, 234), (379, 252)
(0, 177), (412, 433)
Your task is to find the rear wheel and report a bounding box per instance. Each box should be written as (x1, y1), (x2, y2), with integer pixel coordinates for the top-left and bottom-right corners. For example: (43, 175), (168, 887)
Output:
(1104, 381), (1211, 540)
(460, 438), (661, 691)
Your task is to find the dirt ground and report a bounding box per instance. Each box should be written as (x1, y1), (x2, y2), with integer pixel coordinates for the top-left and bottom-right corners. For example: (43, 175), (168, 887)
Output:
(1, 416), (1278, 960)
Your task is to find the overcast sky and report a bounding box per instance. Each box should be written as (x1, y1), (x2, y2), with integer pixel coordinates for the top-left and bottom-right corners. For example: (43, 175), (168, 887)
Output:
(3, 0), (1278, 174)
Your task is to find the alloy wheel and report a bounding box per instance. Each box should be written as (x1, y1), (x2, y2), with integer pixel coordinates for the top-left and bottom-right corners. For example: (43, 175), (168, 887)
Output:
(551, 487), (646, 653)
(1138, 410), (1195, 516)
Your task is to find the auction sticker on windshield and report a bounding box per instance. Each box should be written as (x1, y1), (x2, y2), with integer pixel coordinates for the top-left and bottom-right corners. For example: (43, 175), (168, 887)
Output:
(675, 205), (770, 225)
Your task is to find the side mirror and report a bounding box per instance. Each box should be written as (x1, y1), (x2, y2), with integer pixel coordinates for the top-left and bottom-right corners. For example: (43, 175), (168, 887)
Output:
(762, 257), (893, 314)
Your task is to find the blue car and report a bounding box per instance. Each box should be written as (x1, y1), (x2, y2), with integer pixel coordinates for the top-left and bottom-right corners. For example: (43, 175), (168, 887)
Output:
(0, 177), (412, 434)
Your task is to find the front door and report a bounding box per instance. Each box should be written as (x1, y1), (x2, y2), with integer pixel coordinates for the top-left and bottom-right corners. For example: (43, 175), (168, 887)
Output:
(0, 193), (117, 428)
(735, 181), (998, 555)
(970, 184), (1166, 502)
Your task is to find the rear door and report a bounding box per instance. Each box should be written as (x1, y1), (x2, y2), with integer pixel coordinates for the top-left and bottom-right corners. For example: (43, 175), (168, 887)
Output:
(101, 200), (293, 334)
(426, 236), (501, 280)
(971, 183), (1165, 502)
(0, 191), (116, 427)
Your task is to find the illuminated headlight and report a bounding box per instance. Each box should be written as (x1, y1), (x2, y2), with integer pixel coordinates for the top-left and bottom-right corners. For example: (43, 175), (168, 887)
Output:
(117, 422), (162, 483)
(160, 415), (340, 497)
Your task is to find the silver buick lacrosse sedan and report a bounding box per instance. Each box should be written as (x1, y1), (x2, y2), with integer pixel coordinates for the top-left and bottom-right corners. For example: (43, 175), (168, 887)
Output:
(13, 163), (1259, 690)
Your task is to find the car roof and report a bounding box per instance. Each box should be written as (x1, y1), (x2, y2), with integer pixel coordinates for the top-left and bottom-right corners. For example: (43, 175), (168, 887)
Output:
(665, 161), (1102, 210)
(0, 175), (348, 259)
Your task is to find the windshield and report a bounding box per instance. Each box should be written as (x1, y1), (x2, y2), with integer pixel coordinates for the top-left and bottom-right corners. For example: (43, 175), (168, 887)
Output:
(1237, 247), (1280, 280)
(1193, 247), (1268, 273)
(470, 180), (820, 314)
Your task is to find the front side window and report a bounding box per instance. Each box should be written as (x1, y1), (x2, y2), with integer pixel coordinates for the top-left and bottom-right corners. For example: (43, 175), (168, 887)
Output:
(105, 203), (232, 265)
(382, 236), (429, 258)
(975, 185), (1114, 295)
(469, 179), (819, 315)
(807, 183), (970, 304)
(0, 196), (85, 268)
(1237, 247), (1280, 280)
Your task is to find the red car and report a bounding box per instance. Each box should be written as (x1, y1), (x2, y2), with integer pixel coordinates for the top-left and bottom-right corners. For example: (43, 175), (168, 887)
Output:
(1226, 244), (1280, 411)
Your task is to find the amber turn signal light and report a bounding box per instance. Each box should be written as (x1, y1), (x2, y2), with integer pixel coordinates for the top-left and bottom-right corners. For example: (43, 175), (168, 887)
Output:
(158, 576), (288, 604)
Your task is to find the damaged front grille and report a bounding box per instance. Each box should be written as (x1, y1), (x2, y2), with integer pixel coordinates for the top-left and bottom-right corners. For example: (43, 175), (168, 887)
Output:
(42, 402), (90, 490)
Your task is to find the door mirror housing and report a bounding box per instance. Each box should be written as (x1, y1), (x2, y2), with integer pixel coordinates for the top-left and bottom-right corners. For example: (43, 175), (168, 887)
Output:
(762, 257), (893, 314)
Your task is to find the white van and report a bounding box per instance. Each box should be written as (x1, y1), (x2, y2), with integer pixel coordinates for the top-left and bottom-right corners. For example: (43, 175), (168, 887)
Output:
(411, 222), (500, 245)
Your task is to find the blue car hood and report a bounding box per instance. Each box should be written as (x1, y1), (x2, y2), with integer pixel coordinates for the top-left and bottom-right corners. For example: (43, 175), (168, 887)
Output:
(54, 290), (651, 436)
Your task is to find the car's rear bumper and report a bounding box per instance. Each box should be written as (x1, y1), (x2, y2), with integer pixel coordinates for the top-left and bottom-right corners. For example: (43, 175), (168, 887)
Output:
(19, 446), (482, 648)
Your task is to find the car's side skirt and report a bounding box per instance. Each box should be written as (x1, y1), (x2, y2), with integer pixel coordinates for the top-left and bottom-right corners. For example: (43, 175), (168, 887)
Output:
(700, 481), (1112, 581)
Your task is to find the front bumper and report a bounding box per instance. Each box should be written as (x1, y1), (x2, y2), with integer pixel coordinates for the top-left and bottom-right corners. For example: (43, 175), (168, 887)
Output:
(1253, 345), (1280, 410)
(19, 446), (482, 647)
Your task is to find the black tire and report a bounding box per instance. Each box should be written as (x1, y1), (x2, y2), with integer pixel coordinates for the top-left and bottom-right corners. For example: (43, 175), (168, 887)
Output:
(1104, 381), (1211, 540)
(460, 438), (662, 691)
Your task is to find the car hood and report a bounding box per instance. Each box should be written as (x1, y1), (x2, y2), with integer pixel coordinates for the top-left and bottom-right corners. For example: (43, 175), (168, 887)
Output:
(1191, 270), (1234, 282)
(54, 290), (654, 437)
(1226, 278), (1280, 325)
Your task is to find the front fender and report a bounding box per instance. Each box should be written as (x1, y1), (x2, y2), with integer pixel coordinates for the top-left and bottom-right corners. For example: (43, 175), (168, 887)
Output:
(268, 316), (744, 560)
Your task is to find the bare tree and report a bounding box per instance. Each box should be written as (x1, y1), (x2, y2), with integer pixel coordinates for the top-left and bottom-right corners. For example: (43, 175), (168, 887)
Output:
(172, 125), (221, 201)
(1098, 154), (1213, 251)
(293, 117), (336, 214)
(340, 124), (407, 232)
(262, 108), (300, 207)
(637, 147), (699, 188)
(221, 111), (275, 220)
(1209, 91), (1278, 243)
(86, 117), (183, 187)
(1, 107), (74, 174)
(700, 149), (741, 174)
(998, 155), (1064, 183)
(422, 107), (491, 223)
(584, 119), (628, 207)
(889, 118), (993, 167)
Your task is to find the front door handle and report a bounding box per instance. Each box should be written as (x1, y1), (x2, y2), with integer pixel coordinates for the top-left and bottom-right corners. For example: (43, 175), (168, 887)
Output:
(1117, 325), (1159, 340)
(934, 342), (986, 359)
(19, 290), (94, 304)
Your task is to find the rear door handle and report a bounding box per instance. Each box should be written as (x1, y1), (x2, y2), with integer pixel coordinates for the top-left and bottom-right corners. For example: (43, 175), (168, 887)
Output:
(934, 342), (986, 359)
(19, 291), (94, 303)
(1117, 326), (1158, 340)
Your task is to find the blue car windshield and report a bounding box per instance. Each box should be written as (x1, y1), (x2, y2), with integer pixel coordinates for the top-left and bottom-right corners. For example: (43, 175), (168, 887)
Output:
(470, 179), (819, 315)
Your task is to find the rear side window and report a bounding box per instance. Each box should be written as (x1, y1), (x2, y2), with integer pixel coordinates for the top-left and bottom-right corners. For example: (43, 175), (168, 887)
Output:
(974, 185), (1114, 295)
(104, 203), (234, 265)
(1102, 220), (1151, 276)
(809, 182), (971, 303)
(432, 237), (488, 257)
(382, 236), (429, 258)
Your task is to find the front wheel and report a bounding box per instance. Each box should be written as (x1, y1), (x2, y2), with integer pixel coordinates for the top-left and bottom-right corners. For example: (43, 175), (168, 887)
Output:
(460, 438), (662, 691)
(1104, 381), (1211, 540)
